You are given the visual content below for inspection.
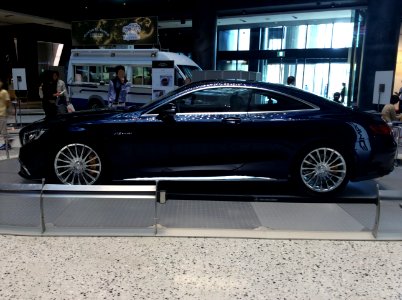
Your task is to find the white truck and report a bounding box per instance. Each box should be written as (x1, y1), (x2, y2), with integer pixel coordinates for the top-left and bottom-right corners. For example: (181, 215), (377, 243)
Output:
(66, 48), (201, 110)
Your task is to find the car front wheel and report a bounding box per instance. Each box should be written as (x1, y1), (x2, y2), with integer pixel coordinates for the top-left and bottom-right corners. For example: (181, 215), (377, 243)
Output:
(295, 146), (349, 196)
(53, 143), (102, 185)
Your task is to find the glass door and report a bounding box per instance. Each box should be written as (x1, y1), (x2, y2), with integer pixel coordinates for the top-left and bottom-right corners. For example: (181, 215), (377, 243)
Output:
(303, 59), (330, 97)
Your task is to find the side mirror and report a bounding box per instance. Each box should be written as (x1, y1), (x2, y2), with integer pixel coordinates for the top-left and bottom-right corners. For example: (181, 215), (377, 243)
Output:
(156, 103), (176, 123)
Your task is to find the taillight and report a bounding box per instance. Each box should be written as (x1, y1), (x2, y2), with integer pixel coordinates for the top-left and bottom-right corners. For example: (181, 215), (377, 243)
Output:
(369, 123), (392, 135)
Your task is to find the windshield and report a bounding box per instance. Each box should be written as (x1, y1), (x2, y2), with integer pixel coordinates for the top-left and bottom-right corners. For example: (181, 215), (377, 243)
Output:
(130, 84), (192, 112)
(178, 65), (201, 79)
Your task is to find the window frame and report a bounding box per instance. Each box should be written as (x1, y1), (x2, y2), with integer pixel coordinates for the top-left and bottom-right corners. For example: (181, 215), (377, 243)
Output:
(247, 88), (319, 113)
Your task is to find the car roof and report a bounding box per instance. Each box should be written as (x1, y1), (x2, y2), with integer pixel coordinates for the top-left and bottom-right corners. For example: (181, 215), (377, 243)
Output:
(185, 79), (339, 107)
(137, 79), (349, 113)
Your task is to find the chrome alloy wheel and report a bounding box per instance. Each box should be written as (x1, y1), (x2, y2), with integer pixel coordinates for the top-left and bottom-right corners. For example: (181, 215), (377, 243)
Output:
(300, 147), (347, 193)
(54, 143), (101, 185)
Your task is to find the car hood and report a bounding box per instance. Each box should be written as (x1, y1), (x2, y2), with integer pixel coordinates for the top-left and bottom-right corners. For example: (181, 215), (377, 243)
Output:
(22, 108), (123, 131)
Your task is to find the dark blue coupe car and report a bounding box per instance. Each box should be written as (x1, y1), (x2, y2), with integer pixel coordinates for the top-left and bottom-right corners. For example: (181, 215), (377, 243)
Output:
(18, 80), (397, 196)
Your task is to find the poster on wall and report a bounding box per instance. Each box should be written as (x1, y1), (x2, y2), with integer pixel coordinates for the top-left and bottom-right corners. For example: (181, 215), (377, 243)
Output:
(152, 60), (175, 101)
(72, 16), (158, 46)
(11, 68), (27, 91)
(372, 70), (394, 106)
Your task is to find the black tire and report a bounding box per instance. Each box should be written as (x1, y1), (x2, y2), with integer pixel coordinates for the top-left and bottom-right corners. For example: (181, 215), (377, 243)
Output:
(52, 143), (104, 185)
(88, 99), (105, 110)
(292, 145), (350, 197)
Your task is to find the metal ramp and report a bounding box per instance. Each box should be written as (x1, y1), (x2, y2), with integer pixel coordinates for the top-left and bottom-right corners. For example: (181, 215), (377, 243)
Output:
(0, 159), (401, 240)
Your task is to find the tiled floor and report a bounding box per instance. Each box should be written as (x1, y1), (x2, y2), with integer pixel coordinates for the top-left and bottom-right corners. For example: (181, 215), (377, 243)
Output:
(0, 235), (401, 300)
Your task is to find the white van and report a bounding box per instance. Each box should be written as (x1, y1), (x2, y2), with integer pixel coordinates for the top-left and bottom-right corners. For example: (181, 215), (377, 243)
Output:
(66, 48), (201, 110)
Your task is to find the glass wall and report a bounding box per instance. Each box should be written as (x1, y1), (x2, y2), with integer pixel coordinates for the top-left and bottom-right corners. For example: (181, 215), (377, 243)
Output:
(262, 25), (308, 50)
(216, 10), (360, 103)
(217, 14), (357, 104)
(328, 61), (350, 101)
(217, 60), (249, 71)
(218, 29), (250, 51)
(303, 59), (330, 96)
(306, 24), (333, 48)
(260, 22), (353, 50)
(284, 25), (307, 49)
(258, 59), (349, 101)
(332, 23), (354, 48)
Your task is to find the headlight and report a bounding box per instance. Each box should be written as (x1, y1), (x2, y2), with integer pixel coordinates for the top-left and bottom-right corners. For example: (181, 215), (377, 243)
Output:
(22, 129), (47, 145)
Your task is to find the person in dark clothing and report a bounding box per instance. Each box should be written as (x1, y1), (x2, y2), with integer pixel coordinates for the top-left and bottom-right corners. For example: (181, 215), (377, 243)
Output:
(41, 72), (58, 118)
(41, 71), (68, 117)
(333, 92), (342, 103)
(340, 82), (346, 103)
(287, 76), (296, 86)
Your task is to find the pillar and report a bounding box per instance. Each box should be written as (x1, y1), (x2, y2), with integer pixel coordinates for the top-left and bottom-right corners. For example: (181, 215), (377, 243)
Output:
(248, 28), (261, 72)
(192, 0), (217, 70)
(357, 0), (402, 110)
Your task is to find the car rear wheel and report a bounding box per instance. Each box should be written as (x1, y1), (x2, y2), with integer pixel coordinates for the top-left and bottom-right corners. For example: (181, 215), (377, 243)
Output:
(295, 146), (349, 196)
(88, 99), (105, 110)
(53, 143), (102, 185)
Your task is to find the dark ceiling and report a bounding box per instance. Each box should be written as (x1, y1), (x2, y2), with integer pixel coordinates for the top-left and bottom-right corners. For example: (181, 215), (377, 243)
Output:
(1, 0), (367, 23)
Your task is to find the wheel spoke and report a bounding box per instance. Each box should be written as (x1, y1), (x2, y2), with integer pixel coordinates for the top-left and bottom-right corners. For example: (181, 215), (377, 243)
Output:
(58, 168), (73, 176)
(57, 158), (72, 164)
(85, 156), (99, 164)
(307, 153), (320, 165)
(83, 172), (96, 181)
(59, 151), (72, 161)
(66, 146), (76, 159)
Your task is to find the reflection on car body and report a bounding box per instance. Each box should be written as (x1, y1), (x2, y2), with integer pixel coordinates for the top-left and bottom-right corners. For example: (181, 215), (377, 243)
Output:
(18, 80), (397, 196)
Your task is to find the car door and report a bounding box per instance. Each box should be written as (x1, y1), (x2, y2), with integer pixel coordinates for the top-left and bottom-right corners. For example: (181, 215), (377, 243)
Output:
(142, 86), (253, 176)
(243, 88), (318, 178)
(99, 111), (173, 179)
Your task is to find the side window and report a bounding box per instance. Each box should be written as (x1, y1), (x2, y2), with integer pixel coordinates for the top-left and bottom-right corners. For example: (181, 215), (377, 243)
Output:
(175, 68), (184, 86)
(132, 66), (152, 85)
(74, 66), (89, 82)
(147, 87), (251, 115)
(175, 87), (250, 113)
(88, 66), (103, 83)
(102, 66), (115, 82)
(249, 90), (313, 112)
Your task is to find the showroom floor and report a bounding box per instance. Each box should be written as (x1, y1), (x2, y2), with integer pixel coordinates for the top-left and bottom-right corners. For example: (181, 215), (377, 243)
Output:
(0, 235), (401, 299)
(1, 142), (402, 299)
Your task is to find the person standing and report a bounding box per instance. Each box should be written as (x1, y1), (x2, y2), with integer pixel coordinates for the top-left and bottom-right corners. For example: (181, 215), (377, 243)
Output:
(52, 71), (69, 114)
(0, 78), (11, 150)
(108, 65), (131, 108)
(42, 71), (69, 117)
(340, 82), (346, 103)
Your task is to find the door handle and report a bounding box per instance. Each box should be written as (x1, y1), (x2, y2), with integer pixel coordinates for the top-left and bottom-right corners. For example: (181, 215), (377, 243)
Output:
(222, 117), (241, 125)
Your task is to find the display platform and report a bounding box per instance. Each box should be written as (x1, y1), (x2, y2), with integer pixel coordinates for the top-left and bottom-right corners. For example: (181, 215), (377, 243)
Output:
(0, 159), (401, 240)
